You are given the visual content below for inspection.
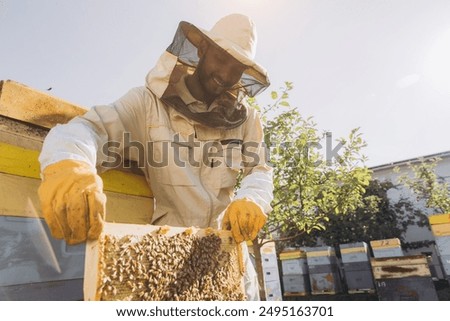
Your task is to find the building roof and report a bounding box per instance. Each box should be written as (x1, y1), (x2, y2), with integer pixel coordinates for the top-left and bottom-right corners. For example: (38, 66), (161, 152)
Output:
(370, 150), (450, 172)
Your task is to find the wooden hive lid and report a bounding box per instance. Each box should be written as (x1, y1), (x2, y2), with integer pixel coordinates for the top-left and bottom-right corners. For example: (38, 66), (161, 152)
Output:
(0, 80), (87, 129)
(370, 238), (401, 249)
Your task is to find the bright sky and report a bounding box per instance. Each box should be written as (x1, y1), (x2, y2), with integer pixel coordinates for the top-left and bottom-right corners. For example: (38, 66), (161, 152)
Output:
(1, 0), (450, 167)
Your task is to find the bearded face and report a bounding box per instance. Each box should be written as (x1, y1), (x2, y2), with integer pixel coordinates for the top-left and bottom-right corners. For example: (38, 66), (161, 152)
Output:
(196, 42), (247, 101)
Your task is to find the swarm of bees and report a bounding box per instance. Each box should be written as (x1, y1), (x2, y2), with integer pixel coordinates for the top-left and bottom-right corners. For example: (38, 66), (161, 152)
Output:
(96, 229), (245, 301)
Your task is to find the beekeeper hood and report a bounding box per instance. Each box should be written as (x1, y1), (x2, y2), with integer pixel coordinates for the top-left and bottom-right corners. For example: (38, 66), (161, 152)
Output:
(146, 14), (270, 129)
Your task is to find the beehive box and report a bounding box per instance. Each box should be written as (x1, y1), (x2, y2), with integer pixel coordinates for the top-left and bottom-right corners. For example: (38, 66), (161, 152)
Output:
(371, 255), (432, 279)
(281, 274), (310, 296)
(429, 213), (450, 225)
(0, 80), (155, 300)
(428, 214), (450, 279)
(260, 241), (278, 269)
(375, 277), (438, 300)
(305, 246), (338, 265)
(305, 246), (343, 295)
(280, 249), (308, 275)
(84, 222), (245, 301)
(370, 238), (404, 258)
(264, 279), (283, 301)
(258, 241), (282, 301)
(339, 242), (375, 293)
(431, 222), (450, 239)
(308, 264), (343, 295)
(342, 261), (375, 294)
(340, 242), (370, 263)
(371, 255), (438, 300)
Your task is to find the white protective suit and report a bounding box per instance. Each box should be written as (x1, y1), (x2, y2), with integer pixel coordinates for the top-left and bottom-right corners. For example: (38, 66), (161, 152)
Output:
(39, 41), (273, 302)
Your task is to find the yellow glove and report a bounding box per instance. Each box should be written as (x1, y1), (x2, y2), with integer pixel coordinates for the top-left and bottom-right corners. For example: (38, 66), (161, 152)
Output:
(222, 199), (267, 243)
(38, 160), (106, 245)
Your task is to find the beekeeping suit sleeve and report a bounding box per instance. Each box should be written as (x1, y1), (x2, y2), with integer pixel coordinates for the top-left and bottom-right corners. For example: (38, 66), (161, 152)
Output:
(242, 243), (261, 301)
(233, 110), (273, 301)
(39, 87), (147, 172)
(234, 109), (273, 215)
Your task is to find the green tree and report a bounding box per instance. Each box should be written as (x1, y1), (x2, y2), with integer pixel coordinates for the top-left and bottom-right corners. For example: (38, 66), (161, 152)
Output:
(247, 83), (371, 299)
(397, 157), (450, 214)
(298, 179), (429, 250)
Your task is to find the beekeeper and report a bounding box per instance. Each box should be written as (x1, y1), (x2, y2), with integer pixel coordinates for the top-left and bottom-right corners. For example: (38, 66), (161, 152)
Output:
(38, 14), (273, 300)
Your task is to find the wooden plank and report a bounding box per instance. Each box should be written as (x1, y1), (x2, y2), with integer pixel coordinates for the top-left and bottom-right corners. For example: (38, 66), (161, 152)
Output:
(372, 264), (431, 279)
(0, 141), (41, 179)
(100, 170), (152, 198)
(0, 172), (153, 223)
(0, 141), (153, 197)
(431, 223), (450, 237)
(370, 255), (428, 267)
(0, 115), (46, 151)
(371, 255), (431, 279)
(84, 222), (245, 301)
(0, 80), (87, 129)
(104, 191), (153, 224)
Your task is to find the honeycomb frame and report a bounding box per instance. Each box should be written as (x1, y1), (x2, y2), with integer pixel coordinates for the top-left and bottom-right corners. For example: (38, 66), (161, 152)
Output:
(84, 222), (245, 301)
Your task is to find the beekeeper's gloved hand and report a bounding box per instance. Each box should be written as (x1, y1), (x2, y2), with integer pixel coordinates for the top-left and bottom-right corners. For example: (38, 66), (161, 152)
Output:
(222, 198), (267, 243)
(38, 160), (106, 245)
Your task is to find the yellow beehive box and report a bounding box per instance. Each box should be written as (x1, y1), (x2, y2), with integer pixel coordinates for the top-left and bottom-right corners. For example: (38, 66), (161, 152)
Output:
(429, 213), (450, 225)
(0, 80), (154, 299)
(279, 250), (307, 260)
(431, 223), (450, 237)
(84, 222), (245, 301)
(0, 80), (154, 224)
(370, 238), (403, 258)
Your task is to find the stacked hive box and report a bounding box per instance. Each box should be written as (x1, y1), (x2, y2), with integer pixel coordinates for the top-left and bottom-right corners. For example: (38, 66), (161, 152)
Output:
(279, 249), (310, 297)
(0, 80), (154, 300)
(429, 214), (450, 280)
(260, 242), (283, 301)
(370, 238), (404, 258)
(85, 223), (245, 300)
(371, 255), (439, 300)
(339, 242), (375, 294)
(305, 246), (342, 295)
